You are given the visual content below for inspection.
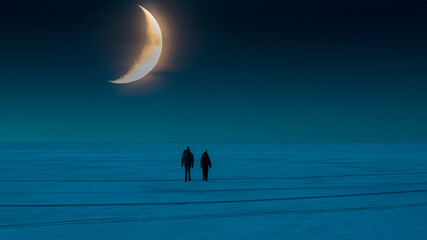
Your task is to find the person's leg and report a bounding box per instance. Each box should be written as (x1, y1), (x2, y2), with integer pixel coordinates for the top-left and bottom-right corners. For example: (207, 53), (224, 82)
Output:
(203, 168), (208, 181)
(185, 167), (188, 181)
(188, 168), (191, 181)
(206, 168), (209, 181)
(202, 168), (205, 181)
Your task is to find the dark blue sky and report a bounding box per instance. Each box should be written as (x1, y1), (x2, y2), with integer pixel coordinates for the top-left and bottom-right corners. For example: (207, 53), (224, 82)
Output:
(1, 0), (426, 142)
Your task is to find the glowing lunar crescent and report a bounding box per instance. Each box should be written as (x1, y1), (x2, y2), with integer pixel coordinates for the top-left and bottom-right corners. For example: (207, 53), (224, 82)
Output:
(110, 5), (162, 84)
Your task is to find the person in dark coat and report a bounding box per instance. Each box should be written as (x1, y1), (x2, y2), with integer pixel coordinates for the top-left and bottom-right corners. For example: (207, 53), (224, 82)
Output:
(181, 146), (194, 182)
(200, 150), (212, 181)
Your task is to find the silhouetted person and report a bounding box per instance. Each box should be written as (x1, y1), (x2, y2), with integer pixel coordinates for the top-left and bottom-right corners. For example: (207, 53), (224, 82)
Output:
(200, 150), (212, 181)
(181, 146), (194, 182)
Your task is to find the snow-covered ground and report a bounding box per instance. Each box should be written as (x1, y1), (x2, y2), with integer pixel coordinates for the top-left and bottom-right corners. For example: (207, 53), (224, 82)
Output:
(0, 143), (426, 239)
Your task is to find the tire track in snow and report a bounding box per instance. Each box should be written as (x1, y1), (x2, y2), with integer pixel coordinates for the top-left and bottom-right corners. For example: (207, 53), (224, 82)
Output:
(0, 171), (426, 182)
(1, 189), (426, 208)
(1, 182), (426, 195)
(1, 202), (426, 229)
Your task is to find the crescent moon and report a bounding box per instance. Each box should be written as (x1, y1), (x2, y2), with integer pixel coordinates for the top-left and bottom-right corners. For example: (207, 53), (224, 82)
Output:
(110, 5), (163, 84)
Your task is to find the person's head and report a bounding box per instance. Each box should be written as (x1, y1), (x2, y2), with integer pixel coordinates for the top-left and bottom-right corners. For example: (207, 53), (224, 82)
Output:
(187, 146), (190, 151)
(204, 149), (207, 154)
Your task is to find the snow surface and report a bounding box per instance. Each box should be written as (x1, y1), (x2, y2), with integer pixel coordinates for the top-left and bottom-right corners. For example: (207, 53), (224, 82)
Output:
(0, 143), (426, 239)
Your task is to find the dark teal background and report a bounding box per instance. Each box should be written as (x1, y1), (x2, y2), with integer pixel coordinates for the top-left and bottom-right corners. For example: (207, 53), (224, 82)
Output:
(0, 0), (426, 142)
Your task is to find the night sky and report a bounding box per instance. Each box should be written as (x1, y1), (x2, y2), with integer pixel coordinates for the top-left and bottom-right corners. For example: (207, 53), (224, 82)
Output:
(1, 0), (426, 142)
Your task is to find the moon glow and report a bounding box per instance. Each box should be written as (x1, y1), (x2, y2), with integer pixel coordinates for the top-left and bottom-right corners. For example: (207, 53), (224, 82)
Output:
(110, 6), (163, 84)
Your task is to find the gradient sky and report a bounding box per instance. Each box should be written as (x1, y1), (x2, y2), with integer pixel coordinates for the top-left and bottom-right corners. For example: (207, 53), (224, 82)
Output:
(0, 0), (426, 142)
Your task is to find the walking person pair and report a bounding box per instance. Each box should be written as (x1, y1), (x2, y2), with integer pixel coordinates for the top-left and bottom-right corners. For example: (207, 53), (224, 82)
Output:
(181, 147), (212, 182)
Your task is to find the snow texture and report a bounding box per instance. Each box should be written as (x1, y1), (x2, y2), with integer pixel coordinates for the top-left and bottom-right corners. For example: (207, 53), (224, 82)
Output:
(0, 143), (426, 239)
